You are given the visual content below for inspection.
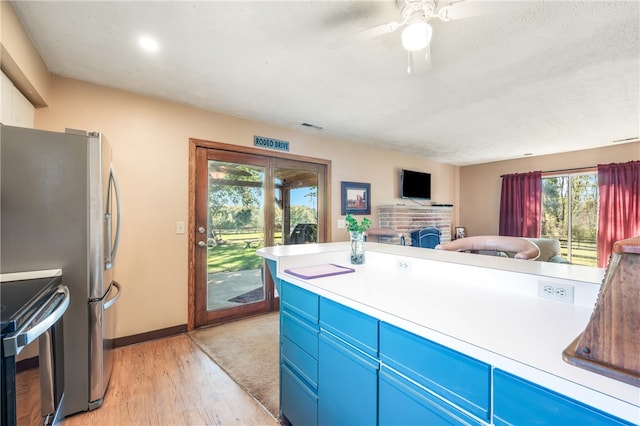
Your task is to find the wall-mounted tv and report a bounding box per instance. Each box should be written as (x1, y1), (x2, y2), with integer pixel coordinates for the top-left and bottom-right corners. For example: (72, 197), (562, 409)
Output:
(401, 169), (431, 200)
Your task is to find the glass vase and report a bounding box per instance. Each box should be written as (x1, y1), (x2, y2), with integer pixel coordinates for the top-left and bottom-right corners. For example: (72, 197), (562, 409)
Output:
(350, 231), (365, 265)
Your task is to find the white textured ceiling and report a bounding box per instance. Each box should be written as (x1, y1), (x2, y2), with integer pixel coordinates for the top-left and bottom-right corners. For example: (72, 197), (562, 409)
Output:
(10, 0), (640, 165)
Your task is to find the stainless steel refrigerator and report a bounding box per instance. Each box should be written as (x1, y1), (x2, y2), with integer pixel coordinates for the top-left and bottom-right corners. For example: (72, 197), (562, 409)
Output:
(0, 124), (122, 416)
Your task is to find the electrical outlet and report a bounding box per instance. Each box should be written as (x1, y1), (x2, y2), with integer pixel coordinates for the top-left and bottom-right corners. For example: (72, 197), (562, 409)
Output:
(337, 219), (346, 229)
(537, 281), (574, 304)
(396, 258), (412, 272)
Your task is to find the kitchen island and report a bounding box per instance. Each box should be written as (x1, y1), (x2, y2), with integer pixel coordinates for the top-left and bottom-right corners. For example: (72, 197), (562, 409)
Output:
(258, 242), (639, 425)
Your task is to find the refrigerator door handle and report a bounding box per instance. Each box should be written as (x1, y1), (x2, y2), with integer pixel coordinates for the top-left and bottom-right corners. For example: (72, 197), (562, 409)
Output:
(2, 285), (70, 356)
(105, 166), (122, 269)
(103, 281), (121, 310)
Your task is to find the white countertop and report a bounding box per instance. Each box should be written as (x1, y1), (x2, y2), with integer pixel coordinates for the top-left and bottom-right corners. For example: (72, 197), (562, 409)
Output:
(0, 269), (62, 282)
(258, 242), (640, 424)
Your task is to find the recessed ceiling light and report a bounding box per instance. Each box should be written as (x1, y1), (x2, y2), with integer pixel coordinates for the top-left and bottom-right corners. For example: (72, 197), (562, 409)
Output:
(138, 36), (159, 52)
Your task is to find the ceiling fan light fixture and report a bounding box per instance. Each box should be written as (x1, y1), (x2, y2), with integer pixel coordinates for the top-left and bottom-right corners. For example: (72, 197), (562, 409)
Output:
(401, 21), (432, 51)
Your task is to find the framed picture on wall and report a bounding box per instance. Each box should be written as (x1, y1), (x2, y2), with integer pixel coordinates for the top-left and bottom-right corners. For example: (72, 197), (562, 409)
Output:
(455, 227), (466, 239)
(341, 181), (371, 215)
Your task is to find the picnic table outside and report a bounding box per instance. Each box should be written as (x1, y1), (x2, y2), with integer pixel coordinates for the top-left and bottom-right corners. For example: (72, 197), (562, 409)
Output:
(244, 238), (263, 248)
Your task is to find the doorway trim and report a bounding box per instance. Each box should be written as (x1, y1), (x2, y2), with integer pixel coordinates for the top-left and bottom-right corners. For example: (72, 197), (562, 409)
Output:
(187, 138), (332, 331)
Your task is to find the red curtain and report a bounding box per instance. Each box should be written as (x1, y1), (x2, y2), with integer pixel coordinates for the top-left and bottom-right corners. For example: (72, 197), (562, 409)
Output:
(597, 160), (640, 267)
(499, 171), (542, 237)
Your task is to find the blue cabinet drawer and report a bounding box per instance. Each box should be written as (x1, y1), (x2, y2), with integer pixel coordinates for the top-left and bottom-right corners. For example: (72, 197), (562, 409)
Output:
(379, 322), (491, 421)
(319, 297), (378, 357)
(318, 332), (378, 426)
(493, 369), (633, 426)
(281, 310), (318, 358)
(379, 367), (485, 426)
(281, 363), (318, 426)
(281, 280), (319, 324)
(282, 335), (318, 389)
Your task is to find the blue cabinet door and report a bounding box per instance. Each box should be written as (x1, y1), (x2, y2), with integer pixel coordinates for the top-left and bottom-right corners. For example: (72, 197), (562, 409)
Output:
(318, 332), (378, 426)
(379, 322), (491, 421)
(281, 364), (318, 426)
(494, 369), (634, 426)
(379, 368), (484, 426)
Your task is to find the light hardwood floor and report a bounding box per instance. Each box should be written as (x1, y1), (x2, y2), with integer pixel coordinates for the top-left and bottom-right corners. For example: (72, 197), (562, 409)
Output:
(63, 334), (278, 425)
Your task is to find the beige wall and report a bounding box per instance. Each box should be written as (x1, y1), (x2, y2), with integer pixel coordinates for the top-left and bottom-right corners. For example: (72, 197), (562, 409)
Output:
(7, 6), (636, 340)
(4, 8), (457, 337)
(33, 76), (457, 337)
(0, 1), (50, 106)
(459, 143), (640, 236)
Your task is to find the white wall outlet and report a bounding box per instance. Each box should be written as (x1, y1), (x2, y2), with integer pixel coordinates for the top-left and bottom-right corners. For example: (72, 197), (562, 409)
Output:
(176, 221), (185, 234)
(337, 219), (346, 229)
(537, 281), (574, 304)
(396, 258), (412, 272)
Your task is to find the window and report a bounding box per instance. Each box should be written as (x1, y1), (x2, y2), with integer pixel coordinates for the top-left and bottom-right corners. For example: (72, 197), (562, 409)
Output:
(541, 172), (598, 266)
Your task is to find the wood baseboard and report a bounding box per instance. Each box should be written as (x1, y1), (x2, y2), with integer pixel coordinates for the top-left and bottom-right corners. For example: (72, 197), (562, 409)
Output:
(17, 325), (187, 372)
(113, 324), (188, 348)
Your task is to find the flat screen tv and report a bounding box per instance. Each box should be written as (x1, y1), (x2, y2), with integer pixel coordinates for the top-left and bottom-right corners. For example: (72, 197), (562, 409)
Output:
(401, 169), (431, 200)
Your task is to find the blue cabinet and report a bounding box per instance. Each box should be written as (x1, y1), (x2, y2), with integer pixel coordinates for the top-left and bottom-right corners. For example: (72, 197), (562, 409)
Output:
(318, 298), (379, 426)
(379, 367), (484, 426)
(319, 297), (378, 358)
(280, 281), (319, 426)
(281, 364), (317, 426)
(318, 332), (378, 426)
(493, 369), (633, 426)
(278, 280), (631, 426)
(379, 322), (491, 422)
(265, 258), (279, 294)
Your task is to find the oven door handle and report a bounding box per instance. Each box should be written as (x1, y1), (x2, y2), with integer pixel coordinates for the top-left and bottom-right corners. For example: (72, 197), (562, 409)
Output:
(2, 285), (70, 357)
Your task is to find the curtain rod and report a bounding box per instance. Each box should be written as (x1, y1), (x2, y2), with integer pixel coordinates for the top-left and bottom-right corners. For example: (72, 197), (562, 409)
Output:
(500, 165), (595, 178)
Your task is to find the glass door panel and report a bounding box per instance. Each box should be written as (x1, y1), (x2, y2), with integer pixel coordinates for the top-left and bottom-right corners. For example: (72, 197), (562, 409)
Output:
(207, 160), (266, 310)
(275, 167), (319, 246)
(194, 148), (272, 327)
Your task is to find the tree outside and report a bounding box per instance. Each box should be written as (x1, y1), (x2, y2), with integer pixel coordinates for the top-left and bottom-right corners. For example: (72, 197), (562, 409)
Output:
(541, 173), (598, 266)
(206, 161), (319, 272)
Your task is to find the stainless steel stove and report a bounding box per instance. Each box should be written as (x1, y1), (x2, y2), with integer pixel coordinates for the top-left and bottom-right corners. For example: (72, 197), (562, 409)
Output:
(1, 270), (69, 426)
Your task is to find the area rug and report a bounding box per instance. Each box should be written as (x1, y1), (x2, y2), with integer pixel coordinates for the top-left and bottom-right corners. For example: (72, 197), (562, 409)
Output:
(228, 287), (264, 303)
(188, 312), (279, 418)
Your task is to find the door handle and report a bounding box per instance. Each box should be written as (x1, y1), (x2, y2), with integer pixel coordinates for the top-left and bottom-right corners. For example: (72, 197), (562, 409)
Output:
(105, 166), (122, 270)
(3, 285), (70, 357)
(197, 241), (208, 248)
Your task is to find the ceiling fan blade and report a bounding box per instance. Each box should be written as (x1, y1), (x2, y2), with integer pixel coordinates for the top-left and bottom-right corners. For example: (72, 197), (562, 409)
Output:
(328, 21), (401, 49)
(424, 44), (433, 70)
(407, 44), (432, 75)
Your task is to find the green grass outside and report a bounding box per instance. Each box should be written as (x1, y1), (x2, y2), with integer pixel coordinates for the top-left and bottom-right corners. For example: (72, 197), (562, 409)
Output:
(558, 241), (597, 266)
(207, 231), (282, 273)
(207, 232), (599, 271)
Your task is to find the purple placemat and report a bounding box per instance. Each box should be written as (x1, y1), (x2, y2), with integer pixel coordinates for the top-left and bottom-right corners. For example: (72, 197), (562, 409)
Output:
(285, 263), (355, 279)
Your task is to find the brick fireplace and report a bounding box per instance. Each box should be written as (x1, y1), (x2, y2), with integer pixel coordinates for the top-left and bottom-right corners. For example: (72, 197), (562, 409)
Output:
(378, 204), (453, 245)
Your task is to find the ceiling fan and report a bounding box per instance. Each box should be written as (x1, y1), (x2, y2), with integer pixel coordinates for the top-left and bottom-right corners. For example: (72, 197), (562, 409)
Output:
(336, 0), (475, 73)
